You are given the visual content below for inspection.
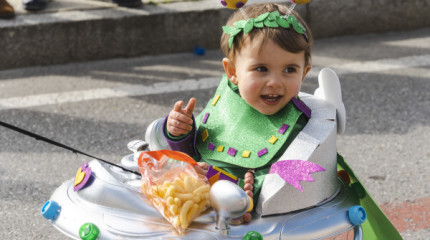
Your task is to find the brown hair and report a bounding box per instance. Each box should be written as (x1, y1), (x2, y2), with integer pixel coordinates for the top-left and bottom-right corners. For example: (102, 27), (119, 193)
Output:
(220, 3), (313, 66)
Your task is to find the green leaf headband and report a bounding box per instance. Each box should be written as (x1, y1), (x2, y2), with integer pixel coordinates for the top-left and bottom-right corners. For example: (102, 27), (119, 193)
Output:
(222, 11), (308, 49)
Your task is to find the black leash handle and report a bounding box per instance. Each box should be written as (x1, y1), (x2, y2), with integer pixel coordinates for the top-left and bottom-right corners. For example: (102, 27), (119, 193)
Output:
(0, 120), (141, 176)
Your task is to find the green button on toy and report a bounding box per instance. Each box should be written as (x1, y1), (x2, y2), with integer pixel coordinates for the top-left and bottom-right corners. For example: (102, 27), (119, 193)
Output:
(79, 222), (100, 240)
(242, 231), (263, 240)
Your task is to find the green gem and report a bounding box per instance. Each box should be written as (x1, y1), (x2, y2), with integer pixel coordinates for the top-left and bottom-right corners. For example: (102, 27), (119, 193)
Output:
(255, 12), (270, 22)
(276, 16), (290, 28)
(268, 11), (280, 20)
(292, 23), (305, 34)
(244, 18), (255, 34)
(263, 18), (278, 28)
(231, 28), (243, 37)
(222, 26), (236, 35)
(254, 21), (264, 28)
(298, 22), (306, 32)
(287, 15), (305, 34)
(287, 15), (298, 24)
(234, 20), (247, 29)
(225, 10), (308, 49)
(242, 231), (263, 240)
(228, 36), (234, 49)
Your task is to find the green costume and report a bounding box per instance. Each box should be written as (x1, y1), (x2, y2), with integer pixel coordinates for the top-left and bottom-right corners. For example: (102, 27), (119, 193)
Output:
(165, 75), (309, 204)
(164, 75), (402, 239)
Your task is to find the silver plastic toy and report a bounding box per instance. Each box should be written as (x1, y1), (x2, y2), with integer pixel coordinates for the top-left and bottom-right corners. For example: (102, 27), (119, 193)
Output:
(41, 68), (366, 240)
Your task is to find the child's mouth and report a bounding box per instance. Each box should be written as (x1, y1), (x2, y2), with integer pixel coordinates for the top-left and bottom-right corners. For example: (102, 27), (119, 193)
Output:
(261, 94), (282, 105)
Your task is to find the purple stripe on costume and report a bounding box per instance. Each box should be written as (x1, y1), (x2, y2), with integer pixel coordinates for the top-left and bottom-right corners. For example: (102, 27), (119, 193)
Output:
(278, 124), (290, 134)
(202, 113), (210, 124)
(258, 148), (268, 157)
(227, 147), (237, 156)
(208, 142), (216, 151)
(206, 165), (217, 179)
(292, 98), (312, 118)
(220, 174), (239, 184)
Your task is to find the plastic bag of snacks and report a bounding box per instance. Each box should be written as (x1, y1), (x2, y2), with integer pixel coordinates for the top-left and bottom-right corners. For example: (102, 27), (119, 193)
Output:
(137, 150), (210, 234)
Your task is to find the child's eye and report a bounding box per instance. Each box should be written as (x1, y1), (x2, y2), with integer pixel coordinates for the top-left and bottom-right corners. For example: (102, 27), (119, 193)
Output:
(283, 67), (297, 73)
(255, 66), (268, 72)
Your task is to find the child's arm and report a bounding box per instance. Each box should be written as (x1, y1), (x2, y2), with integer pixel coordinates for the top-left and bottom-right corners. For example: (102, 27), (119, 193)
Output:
(163, 98), (199, 157)
(166, 98), (196, 136)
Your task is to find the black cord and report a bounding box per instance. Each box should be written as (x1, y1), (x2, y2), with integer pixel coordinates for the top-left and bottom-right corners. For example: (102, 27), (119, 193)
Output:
(0, 120), (140, 176)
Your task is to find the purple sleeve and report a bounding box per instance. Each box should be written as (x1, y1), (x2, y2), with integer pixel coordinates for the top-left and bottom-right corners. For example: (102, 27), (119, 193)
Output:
(162, 115), (199, 157)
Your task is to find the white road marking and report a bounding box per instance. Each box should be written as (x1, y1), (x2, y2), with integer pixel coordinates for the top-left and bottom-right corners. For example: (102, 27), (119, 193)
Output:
(134, 65), (222, 77)
(382, 37), (430, 49)
(0, 77), (220, 110)
(1, 54), (429, 110)
(91, 71), (185, 82)
(307, 54), (430, 78)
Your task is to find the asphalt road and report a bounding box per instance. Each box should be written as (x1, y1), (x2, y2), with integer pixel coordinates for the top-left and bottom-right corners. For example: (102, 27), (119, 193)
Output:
(1, 27), (429, 239)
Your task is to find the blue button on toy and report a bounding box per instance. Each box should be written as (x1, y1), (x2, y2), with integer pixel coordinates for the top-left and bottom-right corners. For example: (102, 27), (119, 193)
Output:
(348, 205), (367, 226)
(41, 200), (61, 221)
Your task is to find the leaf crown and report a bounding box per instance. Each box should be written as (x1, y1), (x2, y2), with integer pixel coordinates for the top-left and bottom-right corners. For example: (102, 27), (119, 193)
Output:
(222, 11), (308, 49)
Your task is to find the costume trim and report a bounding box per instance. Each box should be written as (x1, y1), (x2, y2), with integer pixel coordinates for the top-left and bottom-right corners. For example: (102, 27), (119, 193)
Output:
(223, 11), (308, 49)
(195, 75), (311, 169)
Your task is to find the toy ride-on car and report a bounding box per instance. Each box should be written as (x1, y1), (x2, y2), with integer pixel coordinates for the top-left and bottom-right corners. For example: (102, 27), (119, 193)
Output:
(42, 69), (370, 240)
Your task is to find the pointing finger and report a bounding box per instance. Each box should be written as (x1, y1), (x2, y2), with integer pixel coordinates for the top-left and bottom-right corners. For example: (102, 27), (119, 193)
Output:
(173, 101), (183, 112)
(184, 98), (196, 117)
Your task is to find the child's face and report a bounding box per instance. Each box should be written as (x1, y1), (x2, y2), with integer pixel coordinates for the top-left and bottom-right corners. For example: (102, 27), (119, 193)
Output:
(223, 38), (311, 115)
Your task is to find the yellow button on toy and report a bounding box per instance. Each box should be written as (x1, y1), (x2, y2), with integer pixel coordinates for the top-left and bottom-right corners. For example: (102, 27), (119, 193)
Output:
(217, 146), (224, 152)
(74, 167), (85, 186)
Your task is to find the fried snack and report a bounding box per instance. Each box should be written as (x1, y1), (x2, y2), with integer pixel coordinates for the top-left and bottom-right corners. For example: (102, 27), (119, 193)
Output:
(142, 171), (210, 233)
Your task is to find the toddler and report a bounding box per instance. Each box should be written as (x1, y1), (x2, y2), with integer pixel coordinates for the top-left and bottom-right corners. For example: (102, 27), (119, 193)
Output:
(164, 2), (312, 223)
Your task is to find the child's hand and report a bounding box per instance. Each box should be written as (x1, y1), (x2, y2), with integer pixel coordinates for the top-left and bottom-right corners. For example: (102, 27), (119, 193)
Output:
(167, 98), (196, 137)
(193, 162), (209, 176)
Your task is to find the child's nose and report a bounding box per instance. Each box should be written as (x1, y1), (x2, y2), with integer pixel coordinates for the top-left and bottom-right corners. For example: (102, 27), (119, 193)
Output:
(266, 75), (282, 87)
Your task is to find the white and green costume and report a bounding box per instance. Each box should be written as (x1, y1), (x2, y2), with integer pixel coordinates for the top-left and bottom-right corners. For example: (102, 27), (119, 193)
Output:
(163, 72), (402, 239)
(164, 75), (315, 208)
